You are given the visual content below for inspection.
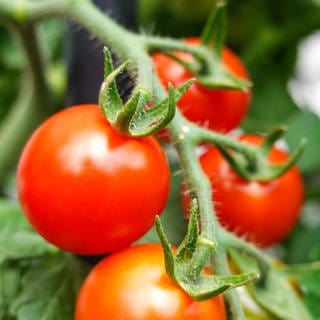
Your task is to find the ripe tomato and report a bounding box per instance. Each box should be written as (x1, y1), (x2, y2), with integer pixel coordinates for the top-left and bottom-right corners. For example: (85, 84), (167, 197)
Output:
(17, 105), (170, 255)
(183, 134), (304, 247)
(75, 243), (226, 320)
(152, 37), (251, 133)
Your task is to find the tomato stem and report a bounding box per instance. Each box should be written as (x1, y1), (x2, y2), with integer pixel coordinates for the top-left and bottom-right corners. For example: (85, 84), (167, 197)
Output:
(211, 250), (248, 319)
(166, 112), (255, 313)
(200, 0), (227, 57)
(144, 35), (208, 62)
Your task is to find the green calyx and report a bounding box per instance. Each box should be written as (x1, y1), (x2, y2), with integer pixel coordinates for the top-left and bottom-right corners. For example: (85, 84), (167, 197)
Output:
(155, 198), (258, 301)
(99, 47), (193, 137)
(217, 126), (306, 181)
(198, 1), (251, 90)
(156, 0), (251, 91)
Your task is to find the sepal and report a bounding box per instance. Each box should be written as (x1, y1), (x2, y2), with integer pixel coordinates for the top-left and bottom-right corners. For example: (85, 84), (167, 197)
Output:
(99, 47), (194, 137)
(155, 198), (258, 301)
(216, 126), (306, 181)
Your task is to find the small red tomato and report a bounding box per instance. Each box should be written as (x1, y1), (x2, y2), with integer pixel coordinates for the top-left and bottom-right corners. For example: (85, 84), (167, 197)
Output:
(75, 243), (226, 320)
(153, 37), (251, 133)
(183, 134), (304, 247)
(17, 105), (170, 254)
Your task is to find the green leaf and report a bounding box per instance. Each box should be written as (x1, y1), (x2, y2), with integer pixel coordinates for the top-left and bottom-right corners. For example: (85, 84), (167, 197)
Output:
(0, 262), (22, 319)
(242, 71), (298, 133)
(285, 200), (320, 264)
(1, 263), (21, 302)
(0, 199), (56, 263)
(0, 28), (24, 70)
(298, 272), (320, 319)
(280, 261), (320, 318)
(39, 20), (66, 59)
(10, 253), (89, 320)
(230, 250), (313, 320)
(252, 272), (312, 320)
(286, 111), (320, 173)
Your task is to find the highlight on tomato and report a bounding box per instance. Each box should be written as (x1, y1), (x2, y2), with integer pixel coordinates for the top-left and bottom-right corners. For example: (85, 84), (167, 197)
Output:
(17, 104), (170, 255)
(75, 243), (226, 320)
(182, 134), (304, 247)
(152, 37), (251, 133)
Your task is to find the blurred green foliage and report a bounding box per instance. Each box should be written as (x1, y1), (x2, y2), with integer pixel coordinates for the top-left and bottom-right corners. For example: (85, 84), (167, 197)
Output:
(0, 20), (65, 123)
(0, 27), (23, 121)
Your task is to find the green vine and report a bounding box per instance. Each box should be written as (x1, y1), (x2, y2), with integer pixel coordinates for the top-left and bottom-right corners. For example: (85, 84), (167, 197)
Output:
(0, 1), (314, 319)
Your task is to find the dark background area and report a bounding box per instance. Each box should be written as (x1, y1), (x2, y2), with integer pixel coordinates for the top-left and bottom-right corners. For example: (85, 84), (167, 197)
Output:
(66, 0), (137, 105)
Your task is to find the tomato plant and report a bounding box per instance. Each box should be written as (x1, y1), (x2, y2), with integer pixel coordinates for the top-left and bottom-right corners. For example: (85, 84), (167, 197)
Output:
(75, 243), (226, 320)
(152, 37), (251, 133)
(17, 104), (170, 255)
(1, 1), (319, 319)
(187, 134), (304, 247)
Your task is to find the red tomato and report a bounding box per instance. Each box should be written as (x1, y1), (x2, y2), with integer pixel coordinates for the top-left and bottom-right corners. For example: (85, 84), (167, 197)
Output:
(75, 243), (226, 320)
(17, 105), (170, 255)
(183, 134), (304, 247)
(152, 37), (251, 133)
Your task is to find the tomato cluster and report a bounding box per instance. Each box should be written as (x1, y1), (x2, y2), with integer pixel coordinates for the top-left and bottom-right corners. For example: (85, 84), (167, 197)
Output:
(16, 35), (304, 319)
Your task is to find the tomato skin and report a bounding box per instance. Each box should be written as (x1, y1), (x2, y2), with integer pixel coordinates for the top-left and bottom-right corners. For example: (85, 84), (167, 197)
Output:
(17, 105), (170, 255)
(75, 243), (226, 320)
(184, 134), (304, 247)
(152, 37), (251, 133)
